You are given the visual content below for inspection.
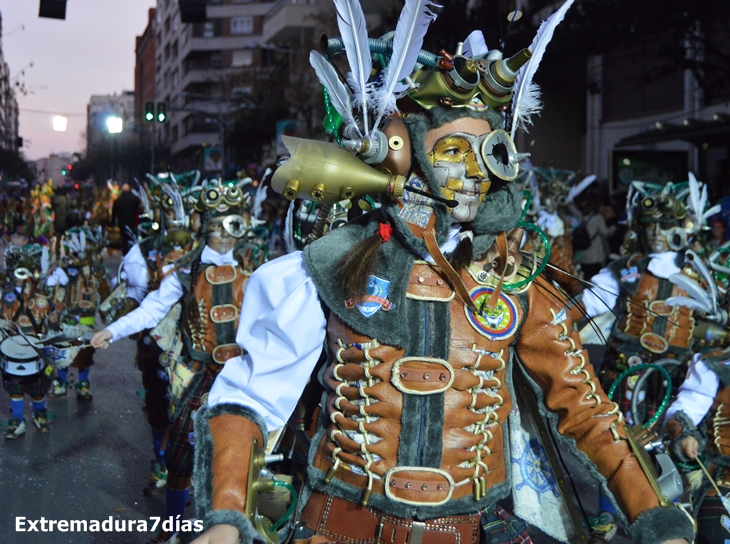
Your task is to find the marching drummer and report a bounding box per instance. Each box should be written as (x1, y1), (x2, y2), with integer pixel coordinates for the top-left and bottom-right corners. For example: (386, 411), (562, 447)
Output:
(0, 243), (59, 439)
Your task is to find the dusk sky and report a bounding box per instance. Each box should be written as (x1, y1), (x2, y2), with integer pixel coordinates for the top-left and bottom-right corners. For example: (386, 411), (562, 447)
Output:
(2, 0), (156, 160)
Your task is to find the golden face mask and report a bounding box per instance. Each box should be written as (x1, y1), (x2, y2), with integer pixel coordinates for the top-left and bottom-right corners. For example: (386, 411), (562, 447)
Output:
(428, 133), (490, 222)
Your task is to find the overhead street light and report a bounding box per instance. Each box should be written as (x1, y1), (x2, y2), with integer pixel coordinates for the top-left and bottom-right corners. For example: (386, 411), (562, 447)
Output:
(52, 115), (68, 132)
(106, 116), (123, 134)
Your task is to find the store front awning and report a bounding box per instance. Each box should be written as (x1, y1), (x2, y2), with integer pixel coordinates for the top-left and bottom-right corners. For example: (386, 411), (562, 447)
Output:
(615, 115), (730, 147)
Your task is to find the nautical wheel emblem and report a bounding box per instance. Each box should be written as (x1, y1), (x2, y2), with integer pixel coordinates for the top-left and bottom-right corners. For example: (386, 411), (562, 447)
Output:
(512, 436), (559, 503)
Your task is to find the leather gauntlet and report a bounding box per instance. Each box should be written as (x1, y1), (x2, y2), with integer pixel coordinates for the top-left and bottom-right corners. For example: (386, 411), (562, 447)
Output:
(193, 402), (268, 543)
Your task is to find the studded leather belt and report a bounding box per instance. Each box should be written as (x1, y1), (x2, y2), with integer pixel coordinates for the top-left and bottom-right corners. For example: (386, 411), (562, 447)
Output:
(300, 491), (481, 544)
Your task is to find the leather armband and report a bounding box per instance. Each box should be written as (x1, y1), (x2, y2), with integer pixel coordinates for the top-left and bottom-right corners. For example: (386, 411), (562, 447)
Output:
(193, 402), (268, 543)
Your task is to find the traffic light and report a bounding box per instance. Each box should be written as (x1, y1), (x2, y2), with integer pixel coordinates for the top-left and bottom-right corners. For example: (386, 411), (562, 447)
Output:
(61, 169), (66, 175)
(39, 0), (67, 20)
(157, 102), (167, 123)
(67, 164), (73, 171)
(144, 101), (155, 122)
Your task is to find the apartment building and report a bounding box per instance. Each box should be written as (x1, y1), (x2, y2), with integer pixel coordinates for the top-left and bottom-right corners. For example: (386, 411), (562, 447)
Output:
(0, 10), (20, 153)
(153, 0), (274, 171)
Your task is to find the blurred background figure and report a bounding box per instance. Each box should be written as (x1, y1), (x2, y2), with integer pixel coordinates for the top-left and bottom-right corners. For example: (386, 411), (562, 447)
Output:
(51, 188), (69, 259)
(112, 182), (141, 255)
(579, 198), (617, 279)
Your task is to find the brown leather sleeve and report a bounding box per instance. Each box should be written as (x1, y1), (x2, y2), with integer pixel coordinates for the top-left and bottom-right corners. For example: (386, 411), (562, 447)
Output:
(210, 414), (264, 512)
(515, 276), (661, 523)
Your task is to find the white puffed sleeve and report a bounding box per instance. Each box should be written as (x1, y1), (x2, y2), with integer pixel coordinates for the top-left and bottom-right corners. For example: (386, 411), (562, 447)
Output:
(665, 357), (720, 426)
(209, 251), (327, 431)
(105, 271), (184, 342)
(581, 267), (620, 319)
(45, 267), (69, 287)
(121, 243), (149, 303)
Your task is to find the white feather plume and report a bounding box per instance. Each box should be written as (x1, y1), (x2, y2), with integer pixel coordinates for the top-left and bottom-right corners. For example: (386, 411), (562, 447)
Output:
(665, 295), (713, 313)
(70, 231), (81, 254)
(567, 174), (597, 203)
(133, 178), (152, 219)
(462, 30), (488, 58)
(41, 247), (50, 277)
(372, 0), (440, 128)
(310, 51), (362, 138)
(668, 273), (715, 313)
(686, 172), (721, 233)
(334, 0), (372, 134)
(686, 249), (718, 305)
(283, 201), (297, 255)
(510, 0), (574, 139)
(161, 182), (185, 224)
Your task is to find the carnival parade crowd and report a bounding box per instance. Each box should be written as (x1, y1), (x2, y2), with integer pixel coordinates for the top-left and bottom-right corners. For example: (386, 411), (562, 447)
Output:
(4, 1), (730, 544)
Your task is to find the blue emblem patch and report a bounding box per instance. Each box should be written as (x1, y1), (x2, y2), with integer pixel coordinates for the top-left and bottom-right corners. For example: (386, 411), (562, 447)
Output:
(345, 275), (395, 318)
(621, 266), (639, 283)
(67, 267), (78, 277)
(512, 435), (560, 503)
(4, 292), (17, 303)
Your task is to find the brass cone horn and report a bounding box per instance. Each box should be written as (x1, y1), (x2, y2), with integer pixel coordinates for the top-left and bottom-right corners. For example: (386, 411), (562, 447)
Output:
(272, 136), (406, 202)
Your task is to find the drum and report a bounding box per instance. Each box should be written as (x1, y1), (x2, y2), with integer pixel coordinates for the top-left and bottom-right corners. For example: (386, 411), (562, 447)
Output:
(0, 335), (43, 376)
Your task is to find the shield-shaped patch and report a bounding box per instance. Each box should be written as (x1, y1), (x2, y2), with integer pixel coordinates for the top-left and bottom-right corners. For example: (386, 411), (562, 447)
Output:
(347, 275), (395, 318)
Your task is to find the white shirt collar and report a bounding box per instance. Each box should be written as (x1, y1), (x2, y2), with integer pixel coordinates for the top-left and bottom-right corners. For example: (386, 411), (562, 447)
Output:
(201, 246), (236, 266)
(647, 251), (681, 279)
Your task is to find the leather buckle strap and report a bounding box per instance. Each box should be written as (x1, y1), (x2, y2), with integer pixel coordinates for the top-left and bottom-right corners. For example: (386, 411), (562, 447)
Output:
(422, 229), (478, 314)
(301, 492), (481, 544)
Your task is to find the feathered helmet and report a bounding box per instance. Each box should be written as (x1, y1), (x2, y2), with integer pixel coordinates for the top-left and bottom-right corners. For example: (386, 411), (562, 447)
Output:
(145, 171), (203, 230)
(272, 0), (575, 209)
(195, 179), (254, 239)
(623, 175), (718, 254)
(62, 226), (104, 262)
(4, 243), (52, 281)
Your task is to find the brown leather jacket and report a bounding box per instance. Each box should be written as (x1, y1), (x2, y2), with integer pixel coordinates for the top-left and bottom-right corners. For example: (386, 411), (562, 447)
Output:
(308, 258), (661, 523)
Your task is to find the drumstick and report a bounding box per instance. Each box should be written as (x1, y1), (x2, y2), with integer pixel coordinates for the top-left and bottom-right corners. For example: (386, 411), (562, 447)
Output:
(696, 456), (730, 517)
(696, 457), (723, 496)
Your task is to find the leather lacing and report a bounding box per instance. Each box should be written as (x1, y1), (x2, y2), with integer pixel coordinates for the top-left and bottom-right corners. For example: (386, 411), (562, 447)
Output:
(466, 345), (505, 499)
(326, 338), (384, 489)
(550, 308), (624, 442)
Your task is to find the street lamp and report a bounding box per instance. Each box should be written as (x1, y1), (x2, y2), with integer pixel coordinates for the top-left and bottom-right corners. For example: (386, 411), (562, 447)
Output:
(52, 115), (67, 131)
(106, 116), (123, 134)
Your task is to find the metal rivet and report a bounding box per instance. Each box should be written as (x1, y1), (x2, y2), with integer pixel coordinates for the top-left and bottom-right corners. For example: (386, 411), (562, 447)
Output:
(437, 484), (443, 490)
(405, 482), (411, 489)
(421, 484), (428, 490)
(423, 373), (429, 380)
(390, 480), (396, 486)
(401, 372), (408, 378)
(418, 277), (425, 283)
(437, 279), (443, 285)
(440, 373), (446, 381)
(477, 271), (488, 282)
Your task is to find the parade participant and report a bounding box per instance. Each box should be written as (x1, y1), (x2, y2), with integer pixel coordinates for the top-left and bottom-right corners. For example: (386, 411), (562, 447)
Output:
(582, 180), (716, 424)
(522, 166), (595, 296)
(0, 244), (57, 438)
(581, 177), (728, 539)
(91, 181), (255, 544)
(191, 2), (693, 543)
(663, 244), (730, 544)
(48, 226), (110, 400)
(110, 175), (200, 497)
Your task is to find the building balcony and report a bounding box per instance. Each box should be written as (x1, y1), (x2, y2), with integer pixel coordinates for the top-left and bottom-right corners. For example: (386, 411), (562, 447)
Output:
(262, 0), (320, 44)
(171, 131), (221, 156)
